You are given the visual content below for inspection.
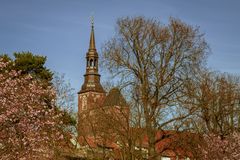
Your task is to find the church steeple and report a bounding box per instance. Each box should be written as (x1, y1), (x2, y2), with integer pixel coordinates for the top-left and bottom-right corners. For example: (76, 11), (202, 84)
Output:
(89, 20), (96, 51)
(78, 20), (105, 94)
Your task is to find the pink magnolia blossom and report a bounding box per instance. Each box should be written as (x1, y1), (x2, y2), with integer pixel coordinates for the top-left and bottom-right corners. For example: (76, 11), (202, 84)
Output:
(202, 132), (240, 160)
(0, 59), (65, 159)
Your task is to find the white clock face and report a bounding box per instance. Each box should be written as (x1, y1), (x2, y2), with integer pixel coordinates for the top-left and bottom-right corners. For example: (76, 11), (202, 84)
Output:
(82, 95), (87, 110)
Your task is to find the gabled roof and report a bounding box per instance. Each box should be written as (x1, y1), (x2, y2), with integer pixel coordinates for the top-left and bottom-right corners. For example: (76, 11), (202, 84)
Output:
(103, 88), (127, 107)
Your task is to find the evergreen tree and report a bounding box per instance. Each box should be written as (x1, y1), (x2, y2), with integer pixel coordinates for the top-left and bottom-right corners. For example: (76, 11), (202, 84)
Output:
(0, 52), (53, 83)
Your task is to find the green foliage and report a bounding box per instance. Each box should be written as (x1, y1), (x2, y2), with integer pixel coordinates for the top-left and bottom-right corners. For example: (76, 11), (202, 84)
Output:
(14, 52), (53, 82)
(0, 54), (11, 62)
(0, 52), (53, 83)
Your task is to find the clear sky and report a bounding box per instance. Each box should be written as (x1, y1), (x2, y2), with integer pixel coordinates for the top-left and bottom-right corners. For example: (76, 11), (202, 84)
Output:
(1, 0), (240, 104)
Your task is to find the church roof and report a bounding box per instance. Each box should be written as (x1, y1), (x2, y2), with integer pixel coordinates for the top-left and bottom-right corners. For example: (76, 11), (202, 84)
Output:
(103, 88), (127, 107)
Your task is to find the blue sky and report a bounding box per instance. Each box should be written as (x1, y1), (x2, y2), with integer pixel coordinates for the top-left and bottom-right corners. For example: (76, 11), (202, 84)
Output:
(1, 0), (240, 105)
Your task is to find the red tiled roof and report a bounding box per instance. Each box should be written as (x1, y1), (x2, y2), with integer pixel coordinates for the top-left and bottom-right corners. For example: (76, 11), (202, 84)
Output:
(140, 130), (201, 157)
(79, 130), (202, 158)
(78, 136), (119, 149)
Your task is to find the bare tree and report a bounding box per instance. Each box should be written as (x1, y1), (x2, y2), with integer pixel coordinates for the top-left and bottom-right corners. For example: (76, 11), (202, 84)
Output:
(184, 70), (240, 137)
(52, 72), (77, 129)
(101, 16), (208, 158)
(52, 72), (76, 111)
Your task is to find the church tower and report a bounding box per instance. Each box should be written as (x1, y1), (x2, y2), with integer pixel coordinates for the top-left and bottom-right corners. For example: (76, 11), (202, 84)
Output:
(78, 21), (106, 114)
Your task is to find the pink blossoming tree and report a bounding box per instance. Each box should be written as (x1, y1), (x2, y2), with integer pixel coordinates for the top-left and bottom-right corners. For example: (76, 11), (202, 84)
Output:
(201, 132), (240, 160)
(0, 59), (65, 159)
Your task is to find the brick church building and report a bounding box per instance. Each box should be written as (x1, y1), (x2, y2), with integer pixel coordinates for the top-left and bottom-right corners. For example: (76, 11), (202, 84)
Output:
(77, 21), (128, 144)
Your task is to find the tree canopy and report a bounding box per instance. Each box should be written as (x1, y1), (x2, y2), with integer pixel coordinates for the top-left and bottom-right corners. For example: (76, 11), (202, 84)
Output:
(0, 58), (65, 159)
(0, 52), (53, 83)
(99, 16), (209, 159)
(0, 53), (76, 159)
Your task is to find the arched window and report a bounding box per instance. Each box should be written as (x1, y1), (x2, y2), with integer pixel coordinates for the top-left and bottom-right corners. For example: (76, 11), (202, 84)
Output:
(87, 59), (89, 67)
(94, 59), (97, 67)
(90, 59), (93, 67)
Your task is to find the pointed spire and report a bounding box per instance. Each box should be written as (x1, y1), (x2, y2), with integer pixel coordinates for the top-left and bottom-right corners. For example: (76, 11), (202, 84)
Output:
(79, 18), (105, 94)
(89, 16), (96, 51)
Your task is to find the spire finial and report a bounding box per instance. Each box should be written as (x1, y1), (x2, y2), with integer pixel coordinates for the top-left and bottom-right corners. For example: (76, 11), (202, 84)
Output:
(89, 14), (96, 50)
(90, 15), (94, 28)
